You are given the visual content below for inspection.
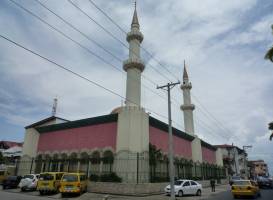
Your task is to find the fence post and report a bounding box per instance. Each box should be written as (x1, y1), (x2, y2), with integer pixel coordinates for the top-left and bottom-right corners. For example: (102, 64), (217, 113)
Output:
(137, 152), (139, 184)
(30, 157), (34, 174)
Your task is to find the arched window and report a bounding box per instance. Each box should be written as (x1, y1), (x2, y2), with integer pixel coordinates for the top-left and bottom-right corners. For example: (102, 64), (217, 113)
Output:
(90, 151), (100, 175)
(79, 152), (89, 173)
(68, 152), (78, 172)
(102, 150), (114, 174)
(35, 155), (43, 174)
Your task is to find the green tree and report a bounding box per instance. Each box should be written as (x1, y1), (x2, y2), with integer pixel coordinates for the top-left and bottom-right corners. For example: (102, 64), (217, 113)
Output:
(269, 122), (273, 141)
(265, 25), (273, 62)
(0, 151), (5, 164)
(149, 143), (162, 182)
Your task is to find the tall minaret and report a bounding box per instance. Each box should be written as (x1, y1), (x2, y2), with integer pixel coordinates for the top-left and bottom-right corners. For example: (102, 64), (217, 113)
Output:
(123, 3), (145, 107)
(116, 4), (149, 183)
(180, 61), (195, 135)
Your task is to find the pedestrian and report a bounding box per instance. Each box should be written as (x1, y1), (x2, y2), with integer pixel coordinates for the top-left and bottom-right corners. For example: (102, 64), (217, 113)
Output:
(210, 178), (216, 192)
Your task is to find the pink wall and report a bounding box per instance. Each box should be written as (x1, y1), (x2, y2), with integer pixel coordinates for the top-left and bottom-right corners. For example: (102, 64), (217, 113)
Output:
(202, 146), (216, 164)
(37, 122), (117, 153)
(149, 126), (192, 159)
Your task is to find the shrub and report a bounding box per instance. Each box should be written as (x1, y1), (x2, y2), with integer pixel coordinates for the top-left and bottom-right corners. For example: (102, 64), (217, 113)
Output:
(100, 172), (122, 182)
(89, 173), (122, 182)
(89, 174), (99, 182)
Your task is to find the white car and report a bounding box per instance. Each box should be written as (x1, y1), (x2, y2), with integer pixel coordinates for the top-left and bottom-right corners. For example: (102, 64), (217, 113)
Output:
(18, 174), (40, 191)
(164, 179), (202, 197)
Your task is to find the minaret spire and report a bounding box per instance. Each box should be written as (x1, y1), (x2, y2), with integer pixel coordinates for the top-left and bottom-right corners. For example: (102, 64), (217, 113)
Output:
(183, 60), (189, 80)
(180, 61), (195, 135)
(132, 1), (139, 28)
(123, 2), (145, 106)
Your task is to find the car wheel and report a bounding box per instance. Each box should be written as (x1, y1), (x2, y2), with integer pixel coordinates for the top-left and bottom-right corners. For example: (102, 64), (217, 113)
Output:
(39, 191), (44, 195)
(21, 188), (25, 192)
(2, 186), (6, 190)
(233, 195), (238, 199)
(178, 190), (183, 197)
(196, 189), (201, 196)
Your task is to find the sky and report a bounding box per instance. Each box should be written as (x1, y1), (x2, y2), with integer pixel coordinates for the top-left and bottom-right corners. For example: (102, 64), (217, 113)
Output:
(0, 0), (273, 173)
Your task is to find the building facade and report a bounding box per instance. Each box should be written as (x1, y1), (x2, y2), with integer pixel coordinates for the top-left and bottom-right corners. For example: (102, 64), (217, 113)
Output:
(19, 5), (225, 183)
(248, 160), (269, 178)
(215, 144), (248, 178)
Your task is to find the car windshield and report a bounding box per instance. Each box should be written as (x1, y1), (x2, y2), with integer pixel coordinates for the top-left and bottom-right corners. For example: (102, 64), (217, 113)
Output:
(233, 181), (250, 186)
(232, 176), (241, 180)
(62, 174), (78, 182)
(23, 175), (34, 179)
(174, 180), (184, 185)
(7, 176), (17, 180)
(39, 173), (54, 181)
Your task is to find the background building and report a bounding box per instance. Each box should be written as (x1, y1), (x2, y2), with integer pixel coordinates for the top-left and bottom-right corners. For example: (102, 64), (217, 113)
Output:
(248, 160), (269, 178)
(215, 144), (248, 178)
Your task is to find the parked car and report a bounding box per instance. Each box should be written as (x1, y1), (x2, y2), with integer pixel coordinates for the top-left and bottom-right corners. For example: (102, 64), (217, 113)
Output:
(19, 174), (40, 191)
(231, 180), (261, 199)
(37, 172), (64, 195)
(59, 173), (88, 197)
(256, 176), (273, 189)
(164, 179), (202, 197)
(230, 176), (241, 185)
(2, 176), (22, 189)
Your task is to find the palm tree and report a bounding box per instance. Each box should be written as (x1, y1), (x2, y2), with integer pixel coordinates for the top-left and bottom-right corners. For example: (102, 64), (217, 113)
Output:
(269, 122), (273, 141)
(265, 25), (273, 62)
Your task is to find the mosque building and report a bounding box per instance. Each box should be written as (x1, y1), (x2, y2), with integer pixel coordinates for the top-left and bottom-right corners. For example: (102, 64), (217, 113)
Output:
(19, 5), (224, 183)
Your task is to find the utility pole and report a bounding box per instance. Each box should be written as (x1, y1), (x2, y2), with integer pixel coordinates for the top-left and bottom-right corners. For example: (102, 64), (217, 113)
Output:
(243, 145), (252, 178)
(157, 81), (180, 200)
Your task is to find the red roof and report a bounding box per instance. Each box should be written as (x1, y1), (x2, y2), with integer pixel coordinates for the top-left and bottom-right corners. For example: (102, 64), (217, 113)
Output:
(0, 141), (23, 149)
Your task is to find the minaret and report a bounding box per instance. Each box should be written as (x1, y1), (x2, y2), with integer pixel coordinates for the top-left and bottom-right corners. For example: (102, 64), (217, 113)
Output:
(123, 3), (145, 107)
(180, 62), (202, 163)
(115, 3), (149, 183)
(180, 61), (195, 135)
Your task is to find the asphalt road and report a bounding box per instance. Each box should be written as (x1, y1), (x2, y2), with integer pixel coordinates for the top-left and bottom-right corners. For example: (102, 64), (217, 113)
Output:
(0, 187), (272, 200)
(203, 189), (273, 200)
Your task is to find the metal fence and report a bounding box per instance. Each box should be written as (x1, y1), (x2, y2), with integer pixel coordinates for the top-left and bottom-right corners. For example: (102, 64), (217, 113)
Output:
(2, 154), (226, 183)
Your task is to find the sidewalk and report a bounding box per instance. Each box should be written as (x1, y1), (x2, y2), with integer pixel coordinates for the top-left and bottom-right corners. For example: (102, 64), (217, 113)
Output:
(77, 184), (230, 200)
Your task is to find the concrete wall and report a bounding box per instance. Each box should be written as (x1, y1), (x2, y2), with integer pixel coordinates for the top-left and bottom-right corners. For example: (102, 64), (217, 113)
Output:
(87, 179), (228, 195)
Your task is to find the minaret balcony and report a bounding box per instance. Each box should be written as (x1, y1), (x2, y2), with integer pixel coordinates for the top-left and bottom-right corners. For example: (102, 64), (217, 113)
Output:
(123, 58), (145, 72)
(180, 104), (195, 111)
(127, 30), (144, 43)
(181, 83), (192, 90)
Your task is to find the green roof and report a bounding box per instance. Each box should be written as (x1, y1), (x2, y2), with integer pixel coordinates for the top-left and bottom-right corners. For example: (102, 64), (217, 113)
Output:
(36, 114), (118, 133)
(149, 116), (195, 141)
(201, 140), (217, 151)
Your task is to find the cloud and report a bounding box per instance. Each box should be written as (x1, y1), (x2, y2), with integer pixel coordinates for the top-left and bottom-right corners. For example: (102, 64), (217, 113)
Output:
(0, 0), (273, 172)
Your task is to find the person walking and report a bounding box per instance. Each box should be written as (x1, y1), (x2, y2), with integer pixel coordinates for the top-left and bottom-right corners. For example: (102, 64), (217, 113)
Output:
(210, 178), (216, 192)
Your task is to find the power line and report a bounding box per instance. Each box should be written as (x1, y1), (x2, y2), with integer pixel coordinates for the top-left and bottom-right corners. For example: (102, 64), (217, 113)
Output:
(67, 0), (174, 83)
(87, 0), (180, 81)
(192, 93), (241, 141)
(9, 0), (168, 105)
(7, 0), (236, 144)
(33, 0), (159, 88)
(84, 0), (239, 142)
(0, 33), (181, 129)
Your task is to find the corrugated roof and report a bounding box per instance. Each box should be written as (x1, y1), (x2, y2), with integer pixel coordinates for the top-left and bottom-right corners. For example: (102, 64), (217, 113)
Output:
(25, 116), (69, 129)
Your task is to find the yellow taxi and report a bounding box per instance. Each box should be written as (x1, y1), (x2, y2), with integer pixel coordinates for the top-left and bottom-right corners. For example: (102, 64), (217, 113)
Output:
(37, 172), (64, 195)
(231, 180), (261, 199)
(59, 173), (88, 197)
